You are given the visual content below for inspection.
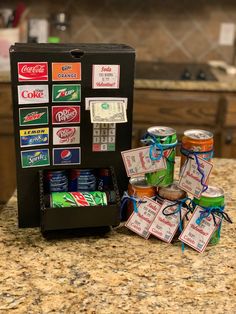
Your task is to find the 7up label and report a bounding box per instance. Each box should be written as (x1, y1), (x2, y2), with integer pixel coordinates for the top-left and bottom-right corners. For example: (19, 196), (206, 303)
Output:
(52, 84), (81, 102)
(21, 149), (50, 168)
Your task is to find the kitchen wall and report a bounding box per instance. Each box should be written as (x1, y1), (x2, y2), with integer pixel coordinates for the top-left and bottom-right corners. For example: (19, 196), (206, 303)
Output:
(2, 0), (236, 63)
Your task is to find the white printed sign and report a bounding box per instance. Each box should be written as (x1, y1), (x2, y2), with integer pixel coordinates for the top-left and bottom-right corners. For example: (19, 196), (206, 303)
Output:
(125, 197), (161, 239)
(18, 85), (49, 105)
(92, 64), (120, 89)
(121, 146), (167, 177)
(149, 200), (188, 243)
(179, 206), (221, 253)
(178, 156), (213, 198)
(53, 126), (80, 145)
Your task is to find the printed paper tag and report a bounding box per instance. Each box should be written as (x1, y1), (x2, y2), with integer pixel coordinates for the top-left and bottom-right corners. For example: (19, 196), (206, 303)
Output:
(18, 62), (48, 82)
(52, 63), (81, 81)
(178, 156), (213, 198)
(90, 100), (127, 123)
(53, 147), (81, 165)
(53, 126), (80, 145)
(125, 197), (161, 239)
(85, 97), (127, 110)
(149, 200), (188, 243)
(18, 85), (49, 105)
(179, 205), (221, 253)
(20, 127), (49, 147)
(52, 106), (80, 124)
(52, 84), (81, 102)
(21, 149), (50, 168)
(121, 146), (167, 177)
(92, 64), (120, 89)
(19, 107), (48, 126)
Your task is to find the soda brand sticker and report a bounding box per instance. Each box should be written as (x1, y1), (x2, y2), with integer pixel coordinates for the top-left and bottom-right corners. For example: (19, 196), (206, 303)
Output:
(52, 106), (80, 124)
(92, 64), (120, 89)
(18, 62), (48, 82)
(52, 84), (81, 102)
(53, 126), (80, 145)
(18, 85), (49, 105)
(52, 63), (81, 81)
(20, 128), (49, 147)
(21, 149), (50, 168)
(53, 147), (81, 165)
(19, 107), (48, 126)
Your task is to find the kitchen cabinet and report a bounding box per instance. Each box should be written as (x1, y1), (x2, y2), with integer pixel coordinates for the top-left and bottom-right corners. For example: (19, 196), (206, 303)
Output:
(0, 82), (16, 203)
(221, 95), (236, 158)
(132, 89), (224, 156)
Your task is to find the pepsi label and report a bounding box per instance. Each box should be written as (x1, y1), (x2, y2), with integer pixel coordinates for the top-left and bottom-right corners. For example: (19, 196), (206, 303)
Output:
(53, 147), (81, 165)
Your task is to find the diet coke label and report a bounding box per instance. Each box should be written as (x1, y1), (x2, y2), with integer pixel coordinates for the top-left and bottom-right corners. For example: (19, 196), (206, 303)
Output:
(53, 126), (80, 145)
(18, 85), (49, 105)
(18, 62), (48, 81)
(52, 106), (80, 124)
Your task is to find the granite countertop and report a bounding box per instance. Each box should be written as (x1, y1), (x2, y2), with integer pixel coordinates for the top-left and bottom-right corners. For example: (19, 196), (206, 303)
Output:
(0, 158), (236, 313)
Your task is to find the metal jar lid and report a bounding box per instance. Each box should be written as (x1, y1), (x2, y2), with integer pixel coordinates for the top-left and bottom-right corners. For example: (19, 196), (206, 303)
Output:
(129, 176), (151, 188)
(158, 181), (187, 201)
(184, 129), (213, 140)
(147, 126), (176, 137)
(201, 186), (224, 198)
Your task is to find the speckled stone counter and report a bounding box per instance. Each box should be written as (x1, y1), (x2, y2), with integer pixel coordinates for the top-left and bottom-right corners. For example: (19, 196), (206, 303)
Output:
(0, 158), (236, 313)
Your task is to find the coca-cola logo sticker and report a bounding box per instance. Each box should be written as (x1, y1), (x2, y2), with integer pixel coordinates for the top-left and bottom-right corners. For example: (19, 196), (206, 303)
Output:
(18, 62), (48, 82)
(18, 85), (49, 105)
(52, 106), (80, 125)
(53, 126), (80, 145)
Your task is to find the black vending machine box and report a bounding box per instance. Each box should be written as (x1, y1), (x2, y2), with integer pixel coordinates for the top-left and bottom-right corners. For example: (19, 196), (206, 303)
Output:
(10, 43), (135, 231)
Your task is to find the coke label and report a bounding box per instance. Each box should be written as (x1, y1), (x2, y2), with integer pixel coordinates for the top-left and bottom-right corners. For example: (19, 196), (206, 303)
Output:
(18, 85), (49, 105)
(18, 62), (48, 81)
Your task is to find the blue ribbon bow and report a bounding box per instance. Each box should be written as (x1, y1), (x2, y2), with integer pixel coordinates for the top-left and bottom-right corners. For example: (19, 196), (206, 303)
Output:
(141, 132), (178, 162)
(162, 197), (194, 252)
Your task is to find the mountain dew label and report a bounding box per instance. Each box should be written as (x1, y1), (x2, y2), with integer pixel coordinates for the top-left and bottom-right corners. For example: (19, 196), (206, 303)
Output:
(19, 107), (48, 126)
(21, 149), (50, 168)
(50, 191), (107, 207)
(52, 84), (81, 102)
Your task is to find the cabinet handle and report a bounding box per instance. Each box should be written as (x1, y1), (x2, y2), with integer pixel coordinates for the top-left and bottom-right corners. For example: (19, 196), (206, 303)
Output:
(225, 132), (233, 145)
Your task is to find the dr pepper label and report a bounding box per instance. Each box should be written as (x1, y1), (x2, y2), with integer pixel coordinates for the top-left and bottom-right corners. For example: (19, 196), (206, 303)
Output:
(52, 106), (80, 124)
(19, 107), (48, 126)
(52, 63), (81, 81)
(52, 84), (81, 102)
(18, 62), (48, 81)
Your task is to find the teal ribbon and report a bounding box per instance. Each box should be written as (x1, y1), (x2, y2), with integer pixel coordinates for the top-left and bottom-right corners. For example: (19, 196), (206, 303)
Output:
(141, 132), (177, 162)
(162, 197), (193, 252)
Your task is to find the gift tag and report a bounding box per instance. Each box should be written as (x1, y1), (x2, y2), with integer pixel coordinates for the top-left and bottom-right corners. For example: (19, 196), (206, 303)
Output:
(178, 155), (213, 198)
(149, 200), (188, 243)
(125, 197), (161, 239)
(178, 205), (221, 253)
(121, 146), (167, 177)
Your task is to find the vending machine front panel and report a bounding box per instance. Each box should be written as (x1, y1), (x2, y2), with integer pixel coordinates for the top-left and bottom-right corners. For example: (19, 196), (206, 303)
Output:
(10, 43), (135, 228)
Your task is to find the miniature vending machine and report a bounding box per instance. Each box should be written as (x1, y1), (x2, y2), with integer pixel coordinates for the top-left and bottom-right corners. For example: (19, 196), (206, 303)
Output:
(10, 43), (135, 231)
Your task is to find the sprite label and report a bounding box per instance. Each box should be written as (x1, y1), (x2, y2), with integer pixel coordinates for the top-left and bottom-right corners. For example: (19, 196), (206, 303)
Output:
(21, 149), (50, 168)
(52, 84), (81, 102)
(50, 191), (107, 207)
(19, 107), (48, 126)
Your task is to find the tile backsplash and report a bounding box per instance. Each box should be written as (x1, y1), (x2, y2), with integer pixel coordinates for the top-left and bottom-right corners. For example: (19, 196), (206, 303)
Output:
(2, 0), (236, 63)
